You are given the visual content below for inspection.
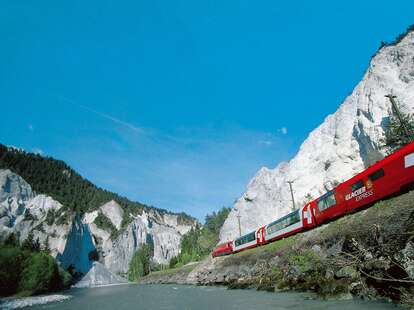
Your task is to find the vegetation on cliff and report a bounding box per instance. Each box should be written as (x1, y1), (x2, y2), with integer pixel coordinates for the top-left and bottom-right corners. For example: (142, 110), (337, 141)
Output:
(127, 244), (153, 281)
(0, 234), (71, 297)
(381, 100), (414, 153)
(169, 207), (230, 268)
(0, 144), (195, 227)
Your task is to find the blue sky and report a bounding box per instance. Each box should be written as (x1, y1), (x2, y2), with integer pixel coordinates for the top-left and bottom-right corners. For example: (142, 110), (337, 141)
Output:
(1, 0), (413, 220)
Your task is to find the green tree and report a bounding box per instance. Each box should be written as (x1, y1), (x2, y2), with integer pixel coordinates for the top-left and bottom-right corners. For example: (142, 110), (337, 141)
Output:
(128, 244), (152, 281)
(0, 246), (25, 296)
(0, 143), (195, 229)
(19, 252), (62, 295)
(0, 244), (71, 297)
(169, 207), (231, 268)
(4, 233), (19, 247)
(383, 102), (414, 152)
(22, 232), (40, 252)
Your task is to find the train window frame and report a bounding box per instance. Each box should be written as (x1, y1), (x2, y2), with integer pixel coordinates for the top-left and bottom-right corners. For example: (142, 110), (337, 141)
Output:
(266, 210), (300, 235)
(351, 180), (364, 192)
(368, 168), (385, 182)
(317, 191), (336, 212)
(235, 231), (256, 247)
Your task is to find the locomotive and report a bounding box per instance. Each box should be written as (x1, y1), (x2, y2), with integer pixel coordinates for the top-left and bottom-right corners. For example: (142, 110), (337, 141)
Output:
(212, 141), (414, 257)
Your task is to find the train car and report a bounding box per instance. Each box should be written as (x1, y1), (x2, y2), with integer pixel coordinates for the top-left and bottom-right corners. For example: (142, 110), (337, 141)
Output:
(312, 141), (414, 225)
(233, 229), (260, 253)
(212, 241), (233, 257)
(262, 203), (316, 244)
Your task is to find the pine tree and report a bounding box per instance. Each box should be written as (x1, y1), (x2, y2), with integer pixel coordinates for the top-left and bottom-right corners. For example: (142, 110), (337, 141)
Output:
(4, 233), (19, 247)
(43, 236), (51, 253)
(22, 232), (40, 252)
(382, 100), (414, 153)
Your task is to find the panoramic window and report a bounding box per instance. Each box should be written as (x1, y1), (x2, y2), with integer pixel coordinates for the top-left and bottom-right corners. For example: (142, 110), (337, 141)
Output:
(317, 191), (336, 211)
(368, 168), (385, 181)
(351, 180), (364, 191)
(235, 231), (256, 247)
(266, 210), (300, 235)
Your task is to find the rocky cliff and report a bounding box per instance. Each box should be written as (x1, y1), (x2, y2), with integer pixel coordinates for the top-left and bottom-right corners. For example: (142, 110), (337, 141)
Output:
(0, 168), (196, 279)
(220, 28), (414, 242)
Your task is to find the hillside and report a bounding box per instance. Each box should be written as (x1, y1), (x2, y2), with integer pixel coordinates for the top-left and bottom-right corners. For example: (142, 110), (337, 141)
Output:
(0, 146), (197, 286)
(0, 144), (194, 227)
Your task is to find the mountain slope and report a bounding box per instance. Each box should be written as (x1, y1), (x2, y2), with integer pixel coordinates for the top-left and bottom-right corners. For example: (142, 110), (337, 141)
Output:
(220, 26), (414, 242)
(0, 148), (197, 279)
(0, 144), (193, 227)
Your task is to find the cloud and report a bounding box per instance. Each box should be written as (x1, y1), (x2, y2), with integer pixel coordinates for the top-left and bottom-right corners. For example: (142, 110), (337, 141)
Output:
(32, 148), (44, 155)
(258, 140), (273, 146)
(278, 127), (288, 135)
(58, 96), (145, 134)
(63, 125), (294, 220)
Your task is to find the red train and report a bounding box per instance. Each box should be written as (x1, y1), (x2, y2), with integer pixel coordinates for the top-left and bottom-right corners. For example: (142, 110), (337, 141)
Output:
(212, 141), (414, 257)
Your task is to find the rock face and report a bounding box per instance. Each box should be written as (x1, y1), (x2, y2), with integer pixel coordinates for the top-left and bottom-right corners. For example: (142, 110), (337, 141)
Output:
(83, 201), (192, 274)
(0, 169), (71, 257)
(220, 30), (414, 242)
(57, 215), (96, 274)
(0, 168), (196, 278)
(73, 262), (128, 288)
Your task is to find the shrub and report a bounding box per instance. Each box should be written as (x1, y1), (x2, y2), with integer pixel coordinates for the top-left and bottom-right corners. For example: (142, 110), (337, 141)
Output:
(19, 252), (62, 295)
(128, 244), (152, 281)
(0, 246), (26, 296)
(94, 213), (118, 238)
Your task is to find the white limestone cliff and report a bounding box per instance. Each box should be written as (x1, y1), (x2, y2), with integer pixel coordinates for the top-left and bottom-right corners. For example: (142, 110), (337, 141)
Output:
(84, 201), (192, 274)
(220, 31), (414, 242)
(0, 168), (196, 278)
(0, 169), (71, 257)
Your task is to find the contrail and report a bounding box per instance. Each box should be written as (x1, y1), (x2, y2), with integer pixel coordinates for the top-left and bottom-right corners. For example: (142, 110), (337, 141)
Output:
(58, 96), (145, 134)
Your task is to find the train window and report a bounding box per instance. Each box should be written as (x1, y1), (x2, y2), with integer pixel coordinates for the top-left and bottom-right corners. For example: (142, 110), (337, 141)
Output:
(351, 180), (364, 192)
(317, 191), (336, 211)
(326, 192), (336, 208)
(368, 168), (385, 181)
(405, 153), (414, 168)
(266, 210), (300, 235)
(317, 199), (326, 211)
(235, 231), (256, 247)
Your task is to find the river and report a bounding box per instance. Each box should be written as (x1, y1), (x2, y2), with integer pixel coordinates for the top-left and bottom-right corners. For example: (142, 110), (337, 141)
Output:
(29, 284), (398, 310)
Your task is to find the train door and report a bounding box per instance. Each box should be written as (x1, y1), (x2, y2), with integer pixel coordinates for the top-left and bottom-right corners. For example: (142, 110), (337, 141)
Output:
(301, 203), (316, 229)
(256, 227), (265, 245)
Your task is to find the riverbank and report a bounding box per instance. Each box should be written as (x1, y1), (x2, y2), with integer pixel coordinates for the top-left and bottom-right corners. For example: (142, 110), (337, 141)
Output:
(140, 190), (414, 307)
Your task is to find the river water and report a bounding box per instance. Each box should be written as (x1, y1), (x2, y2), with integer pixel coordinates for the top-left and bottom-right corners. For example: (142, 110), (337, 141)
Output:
(31, 284), (398, 310)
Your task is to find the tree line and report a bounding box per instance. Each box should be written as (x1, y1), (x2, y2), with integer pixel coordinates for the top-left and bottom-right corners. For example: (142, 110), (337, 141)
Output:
(0, 144), (195, 227)
(0, 233), (72, 297)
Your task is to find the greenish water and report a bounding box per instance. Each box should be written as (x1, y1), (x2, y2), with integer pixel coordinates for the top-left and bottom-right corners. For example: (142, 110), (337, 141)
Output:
(32, 284), (398, 310)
